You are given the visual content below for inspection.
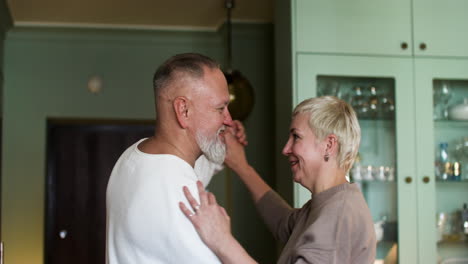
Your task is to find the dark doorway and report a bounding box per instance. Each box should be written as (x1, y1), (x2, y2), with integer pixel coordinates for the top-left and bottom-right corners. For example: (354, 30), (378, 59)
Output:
(45, 119), (154, 264)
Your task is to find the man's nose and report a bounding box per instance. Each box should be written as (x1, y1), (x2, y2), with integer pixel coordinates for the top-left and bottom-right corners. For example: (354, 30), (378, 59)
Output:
(224, 109), (233, 126)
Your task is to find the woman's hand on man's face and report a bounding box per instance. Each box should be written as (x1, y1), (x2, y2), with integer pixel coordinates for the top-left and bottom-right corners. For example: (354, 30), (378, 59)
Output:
(229, 120), (248, 146)
(223, 129), (249, 172)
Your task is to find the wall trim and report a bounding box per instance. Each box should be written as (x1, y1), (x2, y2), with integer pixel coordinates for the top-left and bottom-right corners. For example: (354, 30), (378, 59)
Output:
(14, 21), (218, 32)
(13, 19), (271, 33)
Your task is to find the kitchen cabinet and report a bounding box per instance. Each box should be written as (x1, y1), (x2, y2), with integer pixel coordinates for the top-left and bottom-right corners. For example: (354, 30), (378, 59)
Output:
(274, 1), (468, 263)
(413, 0), (468, 57)
(293, 55), (468, 264)
(294, 0), (468, 57)
(295, 54), (420, 262)
(414, 58), (468, 262)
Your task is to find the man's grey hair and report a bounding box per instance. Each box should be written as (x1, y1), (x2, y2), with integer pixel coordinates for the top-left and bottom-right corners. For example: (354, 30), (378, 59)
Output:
(152, 53), (220, 106)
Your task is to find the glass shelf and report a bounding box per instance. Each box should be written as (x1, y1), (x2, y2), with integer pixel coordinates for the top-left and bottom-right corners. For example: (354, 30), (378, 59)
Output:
(435, 120), (468, 127)
(357, 180), (397, 185)
(358, 117), (395, 121)
(438, 240), (468, 247)
(436, 180), (468, 183)
(437, 241), (468, 262)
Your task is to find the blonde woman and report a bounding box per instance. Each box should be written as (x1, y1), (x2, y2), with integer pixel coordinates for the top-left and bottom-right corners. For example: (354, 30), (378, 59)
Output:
(180, 96), (376, 264)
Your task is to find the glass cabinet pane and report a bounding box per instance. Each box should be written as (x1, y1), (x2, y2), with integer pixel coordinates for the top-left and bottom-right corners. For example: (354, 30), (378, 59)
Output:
(432, 79), (468, 261)
(298, 54), (416, 263)
(317, 75), (398, 262)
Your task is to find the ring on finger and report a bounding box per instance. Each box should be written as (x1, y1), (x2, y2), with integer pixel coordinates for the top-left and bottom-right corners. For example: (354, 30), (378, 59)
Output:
(194, 205), (200, 212)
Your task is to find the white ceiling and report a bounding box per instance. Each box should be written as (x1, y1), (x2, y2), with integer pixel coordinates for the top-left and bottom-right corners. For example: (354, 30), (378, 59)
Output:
(6, 0), (274, 30)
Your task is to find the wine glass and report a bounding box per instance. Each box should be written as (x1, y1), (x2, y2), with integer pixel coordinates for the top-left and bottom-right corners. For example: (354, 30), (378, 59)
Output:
(318, 80), (340, 97)
(350, 85), (369, 119)
(433, 81), (452, 120)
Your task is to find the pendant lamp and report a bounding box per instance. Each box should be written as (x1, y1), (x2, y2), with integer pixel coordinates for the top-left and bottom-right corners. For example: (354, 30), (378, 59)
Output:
(224, 0), (255, 121)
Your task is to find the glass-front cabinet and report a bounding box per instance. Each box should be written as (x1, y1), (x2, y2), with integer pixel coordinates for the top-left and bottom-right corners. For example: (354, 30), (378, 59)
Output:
(414, 59), (468, 263)
(294, 54), (468, 263)
(280, 1), (468, 263)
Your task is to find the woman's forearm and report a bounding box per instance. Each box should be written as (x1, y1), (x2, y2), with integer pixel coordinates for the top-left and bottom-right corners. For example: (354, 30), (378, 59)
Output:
(223, 131), (271, 203)
(231, 164), (271, 203)
(214, 235), (258, 264)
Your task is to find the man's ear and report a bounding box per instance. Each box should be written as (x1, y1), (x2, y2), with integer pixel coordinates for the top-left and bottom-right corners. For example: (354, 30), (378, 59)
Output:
(173, 96), (190, 128)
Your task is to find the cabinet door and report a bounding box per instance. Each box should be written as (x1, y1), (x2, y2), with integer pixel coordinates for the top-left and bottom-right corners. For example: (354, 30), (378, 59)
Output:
(413, 0), (468, 57)
(293, 0), (412, 56)
(414, 58), (468, 263)
(296, 54), (416, 263)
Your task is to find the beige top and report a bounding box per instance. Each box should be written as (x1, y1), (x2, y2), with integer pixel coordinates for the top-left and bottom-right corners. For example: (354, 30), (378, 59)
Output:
(256, 183), (376, 264)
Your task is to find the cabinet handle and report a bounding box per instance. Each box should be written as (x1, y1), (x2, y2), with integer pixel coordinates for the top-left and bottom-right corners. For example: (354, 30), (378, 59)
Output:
(419, 43), (427, 50)
(400, 42), (408, 50)
(423, 176), (430, 183)
(405, 176), (412, 183)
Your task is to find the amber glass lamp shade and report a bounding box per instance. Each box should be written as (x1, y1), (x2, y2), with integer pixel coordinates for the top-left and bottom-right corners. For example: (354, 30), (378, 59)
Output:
(224, 69), (255, 121)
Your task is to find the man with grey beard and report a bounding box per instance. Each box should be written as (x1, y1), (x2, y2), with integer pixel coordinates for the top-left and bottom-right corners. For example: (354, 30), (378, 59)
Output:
(106, 53), (246, 264)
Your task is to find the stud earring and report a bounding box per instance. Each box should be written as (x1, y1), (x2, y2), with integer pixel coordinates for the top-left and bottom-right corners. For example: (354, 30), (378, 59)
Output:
(324, 153), (330, 162)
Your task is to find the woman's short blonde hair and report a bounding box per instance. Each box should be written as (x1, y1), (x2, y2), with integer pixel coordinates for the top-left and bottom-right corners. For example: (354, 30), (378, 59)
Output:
(293, 96), (361, 173)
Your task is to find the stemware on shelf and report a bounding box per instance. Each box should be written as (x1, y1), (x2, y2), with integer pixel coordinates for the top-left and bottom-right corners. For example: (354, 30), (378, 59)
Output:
(433, 81), (452, 120)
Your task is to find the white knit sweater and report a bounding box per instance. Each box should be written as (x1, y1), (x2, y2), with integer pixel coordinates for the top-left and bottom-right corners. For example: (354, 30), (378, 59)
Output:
(106, 139), (222, 264)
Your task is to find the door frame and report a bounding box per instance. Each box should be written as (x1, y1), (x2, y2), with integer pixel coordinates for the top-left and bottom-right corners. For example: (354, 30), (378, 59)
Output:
(44, 118), (154, 264)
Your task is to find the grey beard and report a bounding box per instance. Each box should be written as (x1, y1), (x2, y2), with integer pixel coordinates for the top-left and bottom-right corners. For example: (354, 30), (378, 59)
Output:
(196, 129), (226, 165)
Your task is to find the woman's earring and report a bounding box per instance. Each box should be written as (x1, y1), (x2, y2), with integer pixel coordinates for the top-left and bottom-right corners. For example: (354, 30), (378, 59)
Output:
(324, 153), (330, 162)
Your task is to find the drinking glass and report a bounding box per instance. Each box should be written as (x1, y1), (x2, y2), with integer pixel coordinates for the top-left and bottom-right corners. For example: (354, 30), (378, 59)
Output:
(350, 86), (369, 118)
(454, 137), (468, 180)
(318, 80), (340, 97)
(368, 86), (379, 118)
(433, 81), (452, 120)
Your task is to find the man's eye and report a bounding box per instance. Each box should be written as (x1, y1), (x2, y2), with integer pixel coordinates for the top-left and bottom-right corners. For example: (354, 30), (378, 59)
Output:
(292, 134), (299, 140)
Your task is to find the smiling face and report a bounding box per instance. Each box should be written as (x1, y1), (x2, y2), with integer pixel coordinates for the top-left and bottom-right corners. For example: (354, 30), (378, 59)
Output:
(191, 67), (233, 163)
(282, 113), (326, 189)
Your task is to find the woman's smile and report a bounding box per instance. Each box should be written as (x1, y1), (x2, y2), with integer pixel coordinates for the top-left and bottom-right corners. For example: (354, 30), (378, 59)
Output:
(289, 158), (299, 169)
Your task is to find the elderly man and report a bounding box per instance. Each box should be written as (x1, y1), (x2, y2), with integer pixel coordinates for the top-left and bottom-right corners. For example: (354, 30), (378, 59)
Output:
(106, 53), (245, 263)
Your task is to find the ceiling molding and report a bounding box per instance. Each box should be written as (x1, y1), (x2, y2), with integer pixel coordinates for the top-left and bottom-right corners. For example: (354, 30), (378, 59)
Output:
(13, 18), (272, 33)
(6, 0), (273, 30)
(13, 21), (220, 32)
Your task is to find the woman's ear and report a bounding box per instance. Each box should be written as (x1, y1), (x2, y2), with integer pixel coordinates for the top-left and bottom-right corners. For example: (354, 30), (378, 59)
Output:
(325, 134), (339, 155)
(173, 96), (189, 128)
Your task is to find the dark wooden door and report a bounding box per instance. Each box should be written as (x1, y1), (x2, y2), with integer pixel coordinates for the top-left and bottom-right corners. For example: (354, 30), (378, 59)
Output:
(45, 120), (154, 264)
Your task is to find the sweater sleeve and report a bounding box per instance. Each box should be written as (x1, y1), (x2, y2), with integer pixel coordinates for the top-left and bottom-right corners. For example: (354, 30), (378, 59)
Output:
(255, 190), (305, 244)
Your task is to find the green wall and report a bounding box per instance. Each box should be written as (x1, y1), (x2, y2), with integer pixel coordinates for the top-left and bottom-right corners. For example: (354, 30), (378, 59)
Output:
(1, 0), (13, 114)
(227, 23), (276, 263)
(2, 24), (275, 264)
(1, 0), (13, 246)
(274, 0), (294, 204)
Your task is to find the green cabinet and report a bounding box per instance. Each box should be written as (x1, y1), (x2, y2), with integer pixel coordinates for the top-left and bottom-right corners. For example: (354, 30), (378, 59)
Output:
(413, 0), (468, 57)
(295, 0), (412, 56)
(295, 54), (421, 263)
(414, 58), (468, 262)
(275, 0), (468, 263)
(293, 55), (468, 264)
(294, 0), (468, 57)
